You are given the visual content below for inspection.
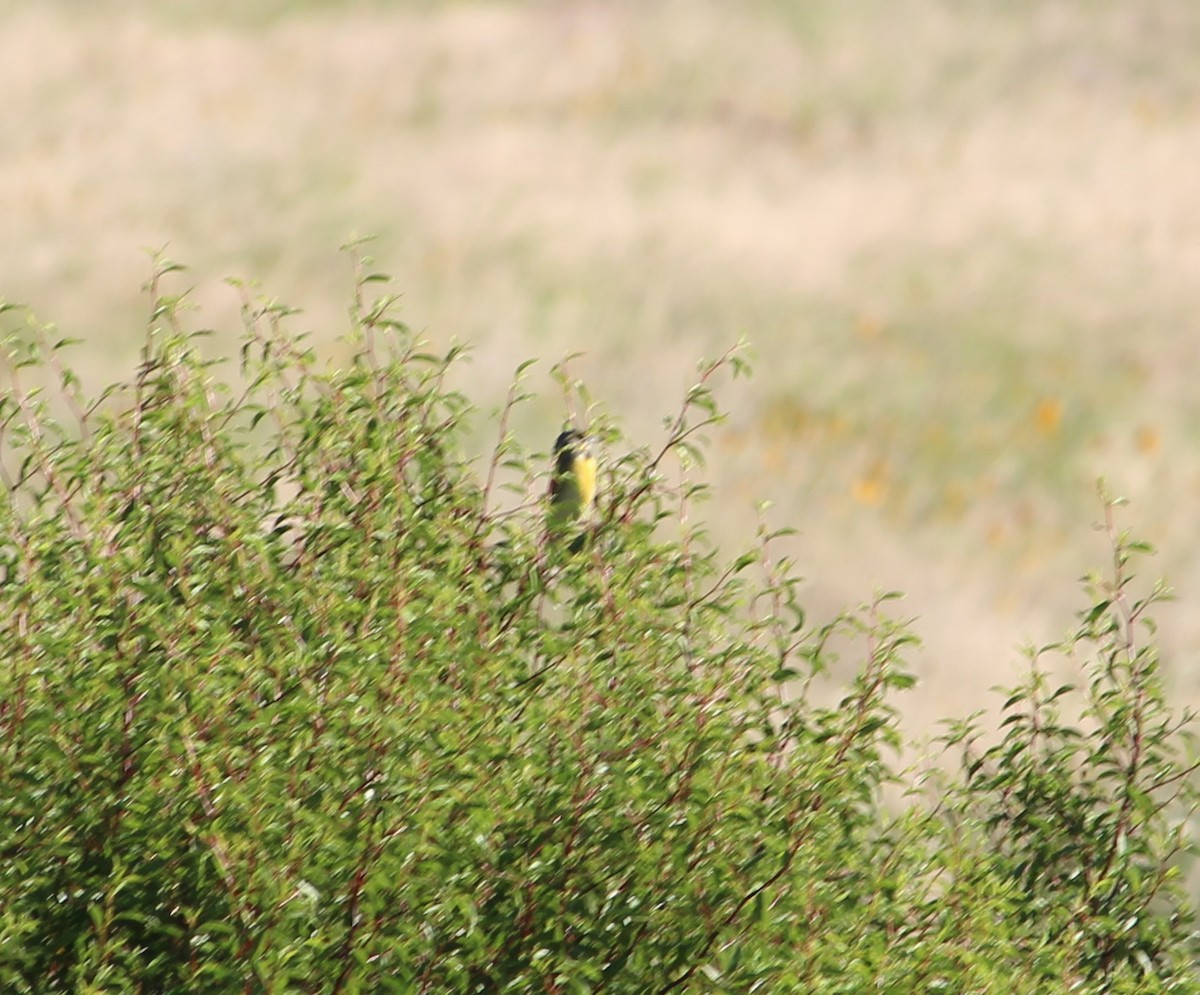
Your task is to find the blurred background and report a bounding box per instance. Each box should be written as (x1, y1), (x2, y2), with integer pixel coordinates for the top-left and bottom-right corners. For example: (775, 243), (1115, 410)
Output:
(3, 0), (1198, 740)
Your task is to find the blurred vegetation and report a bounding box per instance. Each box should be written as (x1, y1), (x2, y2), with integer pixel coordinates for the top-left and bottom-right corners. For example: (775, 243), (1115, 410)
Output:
(0, 261), (1196, 991)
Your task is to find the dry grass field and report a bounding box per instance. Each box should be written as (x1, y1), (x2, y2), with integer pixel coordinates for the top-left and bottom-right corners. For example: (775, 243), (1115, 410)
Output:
(3, 0), (1199, 740)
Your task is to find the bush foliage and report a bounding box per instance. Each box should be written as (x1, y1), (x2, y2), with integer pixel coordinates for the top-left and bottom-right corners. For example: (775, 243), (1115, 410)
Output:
(0, 257), (1197, 992)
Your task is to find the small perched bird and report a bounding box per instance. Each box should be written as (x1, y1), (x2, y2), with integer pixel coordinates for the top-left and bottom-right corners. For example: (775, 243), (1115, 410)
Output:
(547, 428), (597, 543)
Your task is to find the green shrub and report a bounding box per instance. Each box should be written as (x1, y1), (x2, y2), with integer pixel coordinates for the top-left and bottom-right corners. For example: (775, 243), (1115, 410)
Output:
(0, 256), (1196, 993)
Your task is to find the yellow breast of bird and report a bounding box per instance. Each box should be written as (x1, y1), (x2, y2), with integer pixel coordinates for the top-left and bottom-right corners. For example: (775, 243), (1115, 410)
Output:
(574, 454), (597, 513)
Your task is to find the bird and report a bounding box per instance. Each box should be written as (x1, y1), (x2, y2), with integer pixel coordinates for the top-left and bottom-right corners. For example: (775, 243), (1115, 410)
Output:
(546, 428), (597, 545)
